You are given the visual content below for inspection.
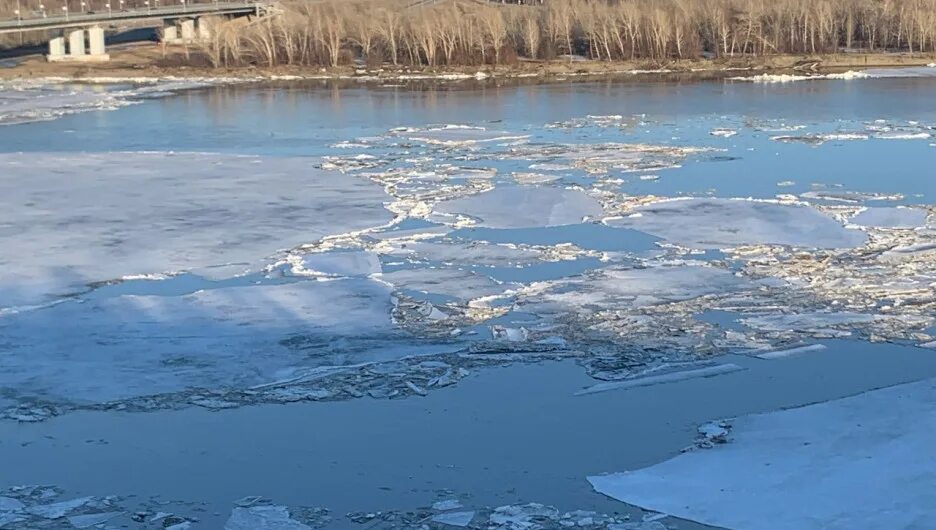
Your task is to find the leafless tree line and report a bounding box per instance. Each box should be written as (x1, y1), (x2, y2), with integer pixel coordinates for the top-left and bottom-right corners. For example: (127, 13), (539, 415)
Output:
(5, 0), (936, 62)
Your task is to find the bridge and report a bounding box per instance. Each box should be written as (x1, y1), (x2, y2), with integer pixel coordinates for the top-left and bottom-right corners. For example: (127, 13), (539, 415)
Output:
(0, 1), (269, 61)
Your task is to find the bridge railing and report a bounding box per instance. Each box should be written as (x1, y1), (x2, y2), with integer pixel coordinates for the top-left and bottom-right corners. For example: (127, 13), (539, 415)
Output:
(0, 0), (255, 26)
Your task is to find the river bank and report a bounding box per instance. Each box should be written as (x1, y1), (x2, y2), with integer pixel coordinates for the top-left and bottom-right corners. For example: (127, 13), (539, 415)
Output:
(2, 42), (935, 83)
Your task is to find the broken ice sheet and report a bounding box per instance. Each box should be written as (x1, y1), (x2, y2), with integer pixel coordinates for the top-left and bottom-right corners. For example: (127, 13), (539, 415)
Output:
(0, 78), (209, 126)
(588, 377), (936, 530)
(0, 152), (393, 308)
(392, 124), (529, 147)
(225, 505), (310, 530)
(522, 263), (753, 313)
(379, 267), (513, 302)
(0, 279), (459, 406)
(501, 142), (709, 175)
(608, 198), (867, 249)
(285, 250), (383, 277)
(431, 510), (475, 527)
(432, 186), (604, 228)
(847, 206), (928, 229)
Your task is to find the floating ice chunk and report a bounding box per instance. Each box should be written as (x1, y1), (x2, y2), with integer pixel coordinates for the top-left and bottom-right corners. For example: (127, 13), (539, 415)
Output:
(380, 241), (544, 266)
(0, 513), (26, 526)
(224, 505), (310, 530)
(528, 263), (750, 313)
(800, 190), (903, 203)
(289, 251), (382, 277)
(742, 311), (876, 332)
(491, 326), (529, 342)
(380, 268), (509, 301)
(770, 132), (868, 144)
(872, 131), (931, 140)
(0, 497), (25, 511)
(67, 511), (123, 528)
(432, 511), (475, 527)
(25, 497), (95, 519)
(432, 499), (463, 511)
(399, 125), (529, 146)
(608, 523), (666, 530)
(755, 344), (826, 360)
(0, 279), (446, 406)
(588, 377), (936, 530)
(609, 198), (866, 249)
(434, 187), (604, 229)
(733, 70), (871, 83)
(575, 364), (744, 395)
(0, 152), (393, 308)
(848, 207), (928, 229)
(489, 504), (559, 527)
(0, 78), (231, 125)
(512, 172), (562, 184)
(710, 128), (738, 138)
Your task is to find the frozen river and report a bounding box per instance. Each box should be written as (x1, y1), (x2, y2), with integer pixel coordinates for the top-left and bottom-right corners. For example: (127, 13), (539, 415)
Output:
(0, 69), (935, 529)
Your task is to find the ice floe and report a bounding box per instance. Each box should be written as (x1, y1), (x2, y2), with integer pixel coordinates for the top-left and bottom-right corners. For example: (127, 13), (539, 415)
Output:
(225, 505), (311, 530)
(0, 279), (459, 407)
(732, 70), (872, 83)
(588, 377), (936, 530)
(608, 198), (867, 249)
(0, 152), (393, 307)
(0, 77), (224, 125)
(393, 125), (529, 146)
(848, 206), (928, 228)
(286, 250), (383, 277)
(433, 186), (604, 228)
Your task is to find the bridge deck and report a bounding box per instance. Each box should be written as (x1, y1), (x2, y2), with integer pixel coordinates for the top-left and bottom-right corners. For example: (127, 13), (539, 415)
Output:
(0, 2), (262, 34)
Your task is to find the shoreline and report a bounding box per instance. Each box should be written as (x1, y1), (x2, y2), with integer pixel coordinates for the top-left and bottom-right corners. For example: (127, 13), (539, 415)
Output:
(2, 44), (935, 83)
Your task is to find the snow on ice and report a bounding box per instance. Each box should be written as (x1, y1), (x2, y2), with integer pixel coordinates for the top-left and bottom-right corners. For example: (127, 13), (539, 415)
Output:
(589, 377), (936, 530)
(433, 186), (604, 228)
(0, 279), (455, 405)
(608, 198), (867, 249)
(0, 152), (393, 307)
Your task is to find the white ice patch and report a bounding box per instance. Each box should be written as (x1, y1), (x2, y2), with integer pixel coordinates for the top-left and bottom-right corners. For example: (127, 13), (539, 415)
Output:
(0, 152), (393, 307)
(848, 207), (928, 229)
(588, 377), (936, 530)
(0, 78), (224, 125)
(575, 363), (744, 395)
(609, 198), (866, 249)
(432, 511), (475, 527)
(225, 505), (310, 530)
(525, 263), (750, 313)
(736, 66), (936, 84)
(288, 251), (382, 277)
(433, 187), (604, 228)
(379, 268), (510, 301)
(0, 280), (446, 404)
(733, 71), (872, 83)
(378, 240), (552, 267)
(396, 125), (529, 146)
(709, 128), (738, 138)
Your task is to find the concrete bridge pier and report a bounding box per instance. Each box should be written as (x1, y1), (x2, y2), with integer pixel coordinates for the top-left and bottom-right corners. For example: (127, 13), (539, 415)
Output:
(67, 29), (85, 59)
(88, 26), (108, 59)
(162, 23), (179, 43)
(47, 35), (66, 60)
(47, 26), (109, 62)
(197, 17), (212, 41)
(180, 19), (196, 42)
(162, 17), (212, 45)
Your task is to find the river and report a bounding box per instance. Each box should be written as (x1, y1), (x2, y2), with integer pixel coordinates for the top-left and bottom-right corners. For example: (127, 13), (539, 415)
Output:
(0, 69), (935, 529)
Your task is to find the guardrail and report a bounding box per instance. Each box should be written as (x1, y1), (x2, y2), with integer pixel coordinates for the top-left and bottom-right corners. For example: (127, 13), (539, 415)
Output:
(0, 1), (261, 33)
